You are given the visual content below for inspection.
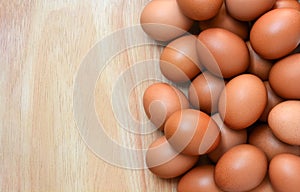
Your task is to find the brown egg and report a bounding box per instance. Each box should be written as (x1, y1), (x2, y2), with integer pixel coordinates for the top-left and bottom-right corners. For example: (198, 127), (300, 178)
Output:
(248, 176), (275, 192)
(215, 144), (268, 192)
(273, 0), (300, 11)
(218, 74), (267, 130)
(259, 81), (284, 122)
(188, 72), (226, 114)
(143, 83), (189, 130)
(208, 113), (247, 163)
(176, 0), (223, 21)
(269, 53), (300, 99)
(178, 165), (222, 192)
(246, 41), (273, 81)
(249, 124), (300, 161)
(140, 0), (193, 42)
(269, 153), (300, 192)
(197, 28), (249, 78)
(164, 109), (221, 156)
(160, 35), (202, 83)
(199, 3), (249, 40)
(250, 8), (300, 59)
(146, 136), (199, 179)
(225, 0), (276, 21)
(268, 100), (300, 145)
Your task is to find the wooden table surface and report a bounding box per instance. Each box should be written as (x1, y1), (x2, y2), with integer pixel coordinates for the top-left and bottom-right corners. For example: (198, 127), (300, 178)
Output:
(0, 1), (178, 191)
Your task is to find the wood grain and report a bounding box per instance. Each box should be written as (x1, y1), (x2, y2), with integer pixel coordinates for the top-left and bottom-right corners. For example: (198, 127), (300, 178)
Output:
(0, 1), (178, 191)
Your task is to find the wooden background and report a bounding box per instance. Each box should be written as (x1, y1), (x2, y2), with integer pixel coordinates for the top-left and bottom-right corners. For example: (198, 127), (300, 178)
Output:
(0, 0), (178, 191)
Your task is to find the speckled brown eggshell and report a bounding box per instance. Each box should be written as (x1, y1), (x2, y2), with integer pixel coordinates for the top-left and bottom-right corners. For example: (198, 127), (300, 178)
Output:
(197, 28), (249, 78)
(143, 83), (189, 131)
(199, 3), (249, 40)
(248, 176), (275, 192)
(215, 144), (268, 192)
(269, 153), (300, 192)
(250, 8), (300, 59)
(268, 100), (300, 145)
(164, 109), (221, 156)
(160, 35), (203, 83)
(249, 124), (300, 161)
(140, 0), (193, 42)
(176, 0), (223, 21)
(208, 113), (247, 163)
(259, 81), (284, 122)
(146, 136), (199, 179)
(178, 165), (223, 192)
(273, 0), (300, 11)
(246, 41), (273, 81)
(188, 72), (226, 114)
(269, 53), (300, 99)
(218, 74), (267, 130)
(225, 0), (276, 21)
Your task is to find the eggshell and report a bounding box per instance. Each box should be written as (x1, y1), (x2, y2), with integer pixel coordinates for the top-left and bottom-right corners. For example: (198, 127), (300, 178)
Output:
(269, 153), (300, 192)
(246, 41), (273, 81)
(188, 72), (226, 114)
(208, 113), (247, 163)
(160, 35), (202, 83)
(248, 176), (275, 192)
(215, 144), (268, 192)
(249, 124), (300, 161)
(225, 0), (276, 21)
(176, 0), (223, 21)
(143, 83), (189, 130)
(218, 74), (267, 130)
(140, 0), (193, 42)
(269, 53), (300, 99)
(268, 100), (300, 145)
(177, 165), (222, 192)
(197, 28), (249, 78)
(199, 3), (249, 40)
(164, 109), (221, 156)
(273, 0), (300, 11)
(146, 136), (199, 179)
(259, 81), (284, 122)
(250, 8), (300, 59)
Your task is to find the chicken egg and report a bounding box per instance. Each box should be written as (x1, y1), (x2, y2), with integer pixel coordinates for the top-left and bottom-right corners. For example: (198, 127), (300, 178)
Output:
(269, 153), (300, 192)
(146, 136), (199, 178)
(197, 28), (249, 78)
(268, 100), (300, 145)
(218, 74), (267, 130)
(177, 165), (222, 192)
(160, 35), (202, 83)
(215, 144), (268, 192)
(250, 8), (300, 59)
(188, 71), (225, 114)
(143, 83), (189, 130)
(269, 53), (300, 99)
(176, 0), (223, 21)
(140, 0), (193, 42)
(164, 109), (221, 156)
(225, 0), (276, 21)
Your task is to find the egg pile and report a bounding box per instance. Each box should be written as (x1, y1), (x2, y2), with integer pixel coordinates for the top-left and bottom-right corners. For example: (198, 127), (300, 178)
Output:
(140, 0), (300, 191)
